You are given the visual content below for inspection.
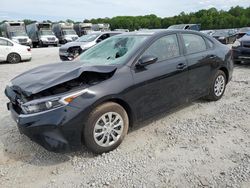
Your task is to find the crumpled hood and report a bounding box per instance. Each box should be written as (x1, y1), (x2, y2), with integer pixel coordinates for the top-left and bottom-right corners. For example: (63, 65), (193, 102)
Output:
(11, 62), (117, 96)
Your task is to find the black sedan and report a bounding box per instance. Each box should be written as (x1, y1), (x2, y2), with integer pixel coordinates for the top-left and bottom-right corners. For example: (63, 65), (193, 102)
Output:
(5, 30), (233, 154)
(232, 31), (250, 64)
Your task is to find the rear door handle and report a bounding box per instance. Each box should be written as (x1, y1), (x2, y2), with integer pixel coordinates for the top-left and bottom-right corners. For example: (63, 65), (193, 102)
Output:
(176, 63), (187, 70)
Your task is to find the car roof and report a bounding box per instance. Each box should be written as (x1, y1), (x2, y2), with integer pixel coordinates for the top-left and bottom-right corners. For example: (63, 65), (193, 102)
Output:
(119, 29), (203, 37)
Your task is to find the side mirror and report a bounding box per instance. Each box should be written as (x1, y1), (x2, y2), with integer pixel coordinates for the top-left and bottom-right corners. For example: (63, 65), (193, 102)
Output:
(97, 39), (102, 43)
(136, 55), (158, 68)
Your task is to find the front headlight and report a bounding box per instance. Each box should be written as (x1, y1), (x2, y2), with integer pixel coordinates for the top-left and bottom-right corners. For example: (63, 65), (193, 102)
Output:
(21, 89), (90, 114)
(22, 97), (64, 114)
(232, 40), (241, 48)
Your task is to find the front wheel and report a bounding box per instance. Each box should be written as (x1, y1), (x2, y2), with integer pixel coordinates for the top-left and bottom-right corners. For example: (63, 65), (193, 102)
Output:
(83, 102), (129, 154)
(205, 70), (227, 101)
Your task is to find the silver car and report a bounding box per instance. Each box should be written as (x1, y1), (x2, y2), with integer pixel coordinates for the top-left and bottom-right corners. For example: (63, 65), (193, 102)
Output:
(59, 31), (123, 61)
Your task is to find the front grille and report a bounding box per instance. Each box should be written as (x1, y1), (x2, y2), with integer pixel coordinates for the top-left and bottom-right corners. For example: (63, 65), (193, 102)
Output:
(18, 38), (28, 43)
(48, 37), (55, 41)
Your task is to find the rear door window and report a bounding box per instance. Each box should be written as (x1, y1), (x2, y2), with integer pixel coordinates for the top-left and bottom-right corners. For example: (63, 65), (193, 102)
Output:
(182, 34), (207, 54)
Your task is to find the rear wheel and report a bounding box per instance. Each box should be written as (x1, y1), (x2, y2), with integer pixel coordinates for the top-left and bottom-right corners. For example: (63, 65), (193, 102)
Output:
(205, 70), (226, 101)
(7, 53), (21, 64)
(83, 102), (129, 154)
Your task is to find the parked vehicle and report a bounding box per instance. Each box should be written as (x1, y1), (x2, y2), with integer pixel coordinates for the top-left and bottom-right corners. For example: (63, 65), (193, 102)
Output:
(232, 31), (250, 64)
(5, 30), (233, 153)
(212, 30), (237, 44)
(237, 27), (250, 39)
(74, 23), (93, 36)
(168, 24), (201, 31)
(0, 21), (32, 46)
(0, 37), (31, 63)
(92, 23), (110, 31)
(59, 31), (122, 61)
(52, 23), (78, 44)
(26, 22), (59, 47)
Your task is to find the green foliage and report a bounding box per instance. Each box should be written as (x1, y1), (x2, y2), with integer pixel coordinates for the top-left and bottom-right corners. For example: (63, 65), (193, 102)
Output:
(88, 6), (250, 30)
(1, 6), (249, 30)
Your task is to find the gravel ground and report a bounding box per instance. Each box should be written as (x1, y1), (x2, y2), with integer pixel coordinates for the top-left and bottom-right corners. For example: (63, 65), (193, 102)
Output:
(0, 47), (249, 188)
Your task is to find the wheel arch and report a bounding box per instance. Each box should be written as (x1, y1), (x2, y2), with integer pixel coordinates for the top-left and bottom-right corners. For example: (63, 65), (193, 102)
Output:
(93, 97), (135, 128)
(219, 66), (229, 84)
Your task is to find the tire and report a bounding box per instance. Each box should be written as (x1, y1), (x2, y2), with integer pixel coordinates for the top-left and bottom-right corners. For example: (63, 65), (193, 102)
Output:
(83, 102), (129, 154)
(205, 70), (227, 101)
(7, 53), (21, 64)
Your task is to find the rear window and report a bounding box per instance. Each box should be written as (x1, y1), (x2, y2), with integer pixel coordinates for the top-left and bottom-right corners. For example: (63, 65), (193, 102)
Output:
(0, 39), (8, 46)
(182, 34), (207, 54)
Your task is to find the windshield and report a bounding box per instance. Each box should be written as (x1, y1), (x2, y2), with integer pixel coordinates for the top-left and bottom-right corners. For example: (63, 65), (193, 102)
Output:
(40, 30), (53, 35)
(62, 30), (76, 35)
(77, 35), (148, 65)
(10, 31), (27, 37)
(76, 34), (99, 42)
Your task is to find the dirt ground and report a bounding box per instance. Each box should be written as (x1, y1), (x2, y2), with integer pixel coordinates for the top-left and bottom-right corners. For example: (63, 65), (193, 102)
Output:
(0, 47), (249, 188)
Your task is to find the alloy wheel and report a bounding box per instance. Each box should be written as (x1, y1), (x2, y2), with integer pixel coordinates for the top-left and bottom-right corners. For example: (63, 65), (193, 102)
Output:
(8, 53), (20, 64)
(214, 75), (225, 97)
(93, 112), (124, 147)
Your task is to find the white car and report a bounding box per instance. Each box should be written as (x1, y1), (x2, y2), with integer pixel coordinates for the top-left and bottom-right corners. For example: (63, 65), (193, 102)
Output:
(0, 37), (32, 64)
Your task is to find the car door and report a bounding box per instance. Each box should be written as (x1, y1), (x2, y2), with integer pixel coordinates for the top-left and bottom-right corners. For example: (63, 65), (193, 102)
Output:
(0, 38), (12, 61)
(181, 33), (215, 100)
(129, 34), (189, 121)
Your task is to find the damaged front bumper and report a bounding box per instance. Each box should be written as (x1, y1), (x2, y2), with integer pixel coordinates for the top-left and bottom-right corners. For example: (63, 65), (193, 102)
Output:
(7, 102), (84, 153)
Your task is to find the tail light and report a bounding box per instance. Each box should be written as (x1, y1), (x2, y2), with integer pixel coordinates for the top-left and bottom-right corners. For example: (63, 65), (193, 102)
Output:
(27, 48), (31, 52)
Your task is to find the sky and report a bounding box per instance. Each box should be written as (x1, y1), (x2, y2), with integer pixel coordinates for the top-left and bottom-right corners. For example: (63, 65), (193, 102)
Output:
(0, 0), (249, 21)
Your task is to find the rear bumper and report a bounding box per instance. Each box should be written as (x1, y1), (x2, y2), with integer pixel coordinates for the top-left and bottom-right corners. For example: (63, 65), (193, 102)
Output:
(21, 53), (32, 61)
(7, 102), (84, 153)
